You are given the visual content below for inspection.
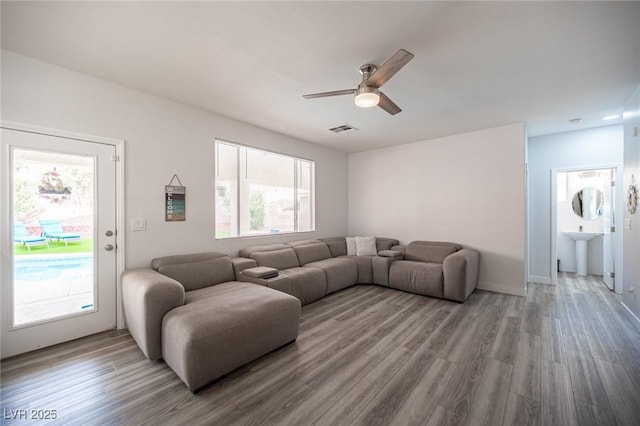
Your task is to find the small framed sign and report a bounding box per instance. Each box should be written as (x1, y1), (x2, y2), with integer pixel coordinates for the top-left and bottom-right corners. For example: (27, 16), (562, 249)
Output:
(165, 175), (185, 221)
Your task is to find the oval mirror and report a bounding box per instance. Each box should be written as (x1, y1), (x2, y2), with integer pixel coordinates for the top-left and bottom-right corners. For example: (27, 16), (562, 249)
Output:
(571, 187), (604, 220)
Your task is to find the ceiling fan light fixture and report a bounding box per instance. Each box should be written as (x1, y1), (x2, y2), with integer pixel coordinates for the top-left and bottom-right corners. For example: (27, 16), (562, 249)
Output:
(354, 86), (380, 108)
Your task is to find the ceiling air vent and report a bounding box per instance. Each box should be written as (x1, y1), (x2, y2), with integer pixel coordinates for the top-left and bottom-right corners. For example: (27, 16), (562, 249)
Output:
(329, 124), (359, 134)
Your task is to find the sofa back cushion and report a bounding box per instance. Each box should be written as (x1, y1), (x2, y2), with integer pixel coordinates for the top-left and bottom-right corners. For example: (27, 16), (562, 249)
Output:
(320, 237), (347, 257)
(238, 243), (288, 257)
(319, 237), (400, 258)
(405, 241), (461, 264)
(151, 252), (235, 292)
(239, 244), (301, 270)
(288, 239), (332, 265)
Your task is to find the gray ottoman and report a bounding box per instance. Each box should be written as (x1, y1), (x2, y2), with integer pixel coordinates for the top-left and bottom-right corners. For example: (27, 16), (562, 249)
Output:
(162, 282), (300, 391)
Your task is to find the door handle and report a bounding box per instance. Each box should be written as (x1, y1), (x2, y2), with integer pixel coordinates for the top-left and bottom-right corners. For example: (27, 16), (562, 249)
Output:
(105, 244), (115, 251)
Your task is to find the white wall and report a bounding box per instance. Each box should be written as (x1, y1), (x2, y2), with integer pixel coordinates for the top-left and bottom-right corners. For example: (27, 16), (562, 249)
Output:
(348, 123), (527, 296)
(1, 50), (349, 268)
(623, 86), (640, 320)
(528, 125), (623, 283)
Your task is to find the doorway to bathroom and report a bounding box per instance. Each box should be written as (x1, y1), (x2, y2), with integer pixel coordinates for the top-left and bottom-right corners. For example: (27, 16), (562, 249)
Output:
(551, 166), (621, 292)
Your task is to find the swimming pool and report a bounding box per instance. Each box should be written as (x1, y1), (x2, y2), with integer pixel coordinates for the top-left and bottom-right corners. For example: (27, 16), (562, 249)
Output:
(12, 253), (94, 325)
(14, 253), (93, 280)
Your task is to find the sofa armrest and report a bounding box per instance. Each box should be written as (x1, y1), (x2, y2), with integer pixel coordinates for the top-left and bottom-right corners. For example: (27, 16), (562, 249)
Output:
(372, 256), (394, 287)
(378, 250), (404, 260)
(391, 245), (406, 255)
(231, 257), (257, 278)
(122, 268), (185, 361)
(442, 249), (480, 302)
(232, 258), (291, 293)
(238, 272), (292, 294)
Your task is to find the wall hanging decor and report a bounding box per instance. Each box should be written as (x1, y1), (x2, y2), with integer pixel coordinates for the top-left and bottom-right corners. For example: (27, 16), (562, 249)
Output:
(627, 175), (638, 215)
(165, 174), (186, 221)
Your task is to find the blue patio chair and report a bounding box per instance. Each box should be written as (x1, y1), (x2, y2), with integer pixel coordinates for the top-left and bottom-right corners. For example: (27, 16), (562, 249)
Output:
(14, 222), (49, 252)
(39, 219), (82, 246)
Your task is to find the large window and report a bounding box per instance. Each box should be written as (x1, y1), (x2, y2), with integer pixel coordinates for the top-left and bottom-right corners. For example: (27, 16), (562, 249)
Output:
(215, 140), (315, 239)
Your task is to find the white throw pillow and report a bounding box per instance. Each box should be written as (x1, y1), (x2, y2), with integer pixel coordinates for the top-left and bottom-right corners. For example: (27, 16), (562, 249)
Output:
(346, 237), (357, 256)
(355, 236), (377, 256)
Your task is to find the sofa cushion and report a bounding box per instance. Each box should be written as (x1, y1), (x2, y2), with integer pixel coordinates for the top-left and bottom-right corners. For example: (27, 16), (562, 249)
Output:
(343, 255), (373, 284)
(185, 280), (250, 304)
(320, 237), (348, 257)
(239, 243), (290, 256)
(281, 267), (327, 305)
(317, 236), (400, 258)
(248, 247), (301, 270)
(346, 237), (357, 256)
(162, 281), (300, 390)
(289, 239), (332, 265)
(305, 258), (358, 294)
(405, 242), (460, 264)
(151, 252), (235, 292)
(355, 236), (377, 256)
(389, 261), (444, 298)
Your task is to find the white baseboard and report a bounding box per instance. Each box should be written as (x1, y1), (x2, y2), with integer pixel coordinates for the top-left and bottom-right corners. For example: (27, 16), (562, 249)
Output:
(622, 302), (640, 325)
(528, 275), (552, 285)
(477, 281), (526, 297)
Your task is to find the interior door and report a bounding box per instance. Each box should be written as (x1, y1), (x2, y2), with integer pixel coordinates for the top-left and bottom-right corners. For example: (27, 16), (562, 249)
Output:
(1, 127), (117, 358)
(602, 168), (615, 291)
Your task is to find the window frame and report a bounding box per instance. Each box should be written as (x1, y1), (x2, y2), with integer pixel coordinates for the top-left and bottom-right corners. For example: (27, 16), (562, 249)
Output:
(214, 139), (315, 239)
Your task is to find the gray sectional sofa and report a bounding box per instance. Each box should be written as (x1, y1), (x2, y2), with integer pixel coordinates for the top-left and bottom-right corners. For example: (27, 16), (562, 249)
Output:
(121, 236), (479, 391)
(235, 237), (399, 305)
(235, 237), (479, 304)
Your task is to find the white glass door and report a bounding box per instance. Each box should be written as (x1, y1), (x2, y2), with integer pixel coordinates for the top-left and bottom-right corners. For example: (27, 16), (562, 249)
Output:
(1, 127), (117, 358)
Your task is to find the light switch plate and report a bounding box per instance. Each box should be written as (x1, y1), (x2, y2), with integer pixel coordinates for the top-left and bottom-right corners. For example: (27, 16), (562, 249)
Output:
(625, 217), (631, 230)
(132, 218), (147, 231)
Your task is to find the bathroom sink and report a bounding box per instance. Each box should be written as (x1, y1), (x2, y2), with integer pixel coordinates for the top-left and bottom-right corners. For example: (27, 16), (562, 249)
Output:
(562, 232), (604, 276)
(562, 231), (604, 241)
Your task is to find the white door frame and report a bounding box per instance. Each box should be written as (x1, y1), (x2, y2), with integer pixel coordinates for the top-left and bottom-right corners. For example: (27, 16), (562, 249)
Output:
(1, 121), (126, 332)
(550, 164), (623, 293)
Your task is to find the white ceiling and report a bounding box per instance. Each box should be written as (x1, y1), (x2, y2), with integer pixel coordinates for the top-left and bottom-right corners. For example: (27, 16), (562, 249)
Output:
(2, 1), (639, 153)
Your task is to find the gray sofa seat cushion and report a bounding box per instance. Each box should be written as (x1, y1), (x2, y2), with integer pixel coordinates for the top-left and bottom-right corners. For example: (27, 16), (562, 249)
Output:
(280, 267), (327, 305)
(389, 260), (444, 298)
(341, 255), (374, 284)
(405, 241), (461, 264)
(185, 280), (254, 304)
(151, 252), (235, 292)
(247, 247), (301, 270)
(288, 239), (332, 265)
(305, 257), (358, 294)
(162, 281), (300, 391)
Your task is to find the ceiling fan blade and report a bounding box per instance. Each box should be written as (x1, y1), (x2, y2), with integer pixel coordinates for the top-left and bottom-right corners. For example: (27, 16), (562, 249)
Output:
(303, 89), (355, 99)
(366, 49), (415, 88)
(377, 92), (402, 115)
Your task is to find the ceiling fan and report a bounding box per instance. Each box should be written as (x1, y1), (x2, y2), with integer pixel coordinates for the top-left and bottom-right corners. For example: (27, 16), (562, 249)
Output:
(303, 49), (415, 115)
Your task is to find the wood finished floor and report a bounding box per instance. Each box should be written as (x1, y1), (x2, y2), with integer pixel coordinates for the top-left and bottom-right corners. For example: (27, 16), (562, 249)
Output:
(2, 273), (640, 425)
